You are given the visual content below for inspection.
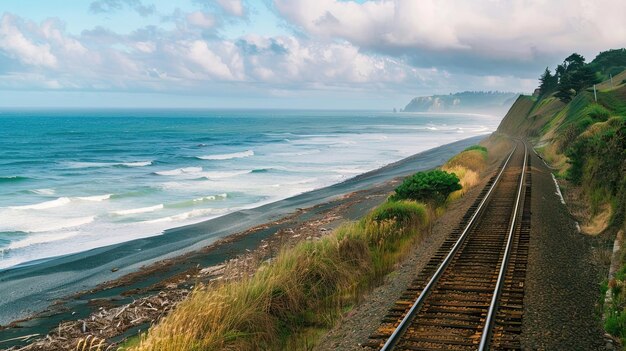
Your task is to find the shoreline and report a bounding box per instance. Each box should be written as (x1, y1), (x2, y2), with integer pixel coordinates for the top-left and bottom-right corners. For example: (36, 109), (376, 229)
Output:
(0, 135), (483, 348)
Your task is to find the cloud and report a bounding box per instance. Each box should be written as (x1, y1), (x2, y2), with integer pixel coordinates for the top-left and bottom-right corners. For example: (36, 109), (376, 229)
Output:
(5, 0), (625, 106)
(89, 0), (156, 17)
(186, 11), (216, 29)
(216, 0), (244, 17)
(273, 0), (626, 75)
(194, 0), (245, 17)
(0, 12), (431, 96)
(0, 14), (58, 68)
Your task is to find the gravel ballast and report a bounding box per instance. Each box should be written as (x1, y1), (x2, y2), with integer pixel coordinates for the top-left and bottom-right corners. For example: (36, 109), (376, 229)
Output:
(521, 150), (607, 350)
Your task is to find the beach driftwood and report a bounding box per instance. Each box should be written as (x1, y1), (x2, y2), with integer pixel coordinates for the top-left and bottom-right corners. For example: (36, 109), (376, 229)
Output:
(4, 290), (188, 351)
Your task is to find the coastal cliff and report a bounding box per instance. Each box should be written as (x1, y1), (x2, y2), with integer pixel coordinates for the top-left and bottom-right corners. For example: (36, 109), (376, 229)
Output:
(403, 91), (518, 114)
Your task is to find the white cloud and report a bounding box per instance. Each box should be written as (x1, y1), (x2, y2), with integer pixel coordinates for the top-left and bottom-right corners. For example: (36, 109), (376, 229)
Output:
(8, 0), (625, 103)
(186, 11), (216, 29)
(0, 14), (58, 68)
(182, 40), (239, 80)
(216, 0), (244, 17)
(274, 0), (626, 62)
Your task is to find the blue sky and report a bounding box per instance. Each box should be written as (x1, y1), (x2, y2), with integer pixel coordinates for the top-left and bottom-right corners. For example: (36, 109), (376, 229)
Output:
(1, 0), (625, 109)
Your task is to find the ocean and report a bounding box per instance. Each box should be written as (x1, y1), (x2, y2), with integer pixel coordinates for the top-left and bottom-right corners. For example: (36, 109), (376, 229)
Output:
(0, 109), (498, 270)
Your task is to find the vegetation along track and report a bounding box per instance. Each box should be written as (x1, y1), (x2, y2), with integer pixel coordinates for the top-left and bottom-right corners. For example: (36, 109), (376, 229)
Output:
(366, 140), (531, 351)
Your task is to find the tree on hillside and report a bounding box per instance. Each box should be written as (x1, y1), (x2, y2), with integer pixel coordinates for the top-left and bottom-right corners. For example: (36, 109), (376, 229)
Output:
(571, 65), (599, 91)
(555, 72), (576, 102)
(564, 53), (586, 72)
(553, 53), (599, 103)
(539, 67), (558, 96)
(590, 48), (626, 79)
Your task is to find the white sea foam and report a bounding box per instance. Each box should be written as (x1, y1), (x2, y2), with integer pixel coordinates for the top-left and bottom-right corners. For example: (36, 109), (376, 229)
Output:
(112, 204), (164, 216)
(193, 193), (228, 202)
(199, 170), (252, 179)
(65, 162), (114, 168)
(335, 168), (370, 175)
(121, 161), (152, 167)
(7, 231), (82, 250)
(143, 208), (229, 224)
(155, 167), (203, 176)
(30, 188), (56, 196)
(197, 150), (254, 160)
(77, 194), (112, 202)
(0, 214), (95, 233)
(8, 194), (111, 210)
(9, 197), (71, 210)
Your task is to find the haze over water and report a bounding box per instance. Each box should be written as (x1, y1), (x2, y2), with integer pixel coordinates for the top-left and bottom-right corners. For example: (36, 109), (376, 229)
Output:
(0, 109), (497, 269)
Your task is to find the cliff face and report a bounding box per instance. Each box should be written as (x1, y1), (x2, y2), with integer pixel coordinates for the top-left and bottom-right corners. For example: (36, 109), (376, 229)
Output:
(403, 91), (518, 114)
(496, 96), (535, 136)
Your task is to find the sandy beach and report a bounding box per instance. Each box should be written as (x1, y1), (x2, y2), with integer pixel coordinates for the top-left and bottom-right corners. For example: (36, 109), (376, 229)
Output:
(0, 136), (482, 349)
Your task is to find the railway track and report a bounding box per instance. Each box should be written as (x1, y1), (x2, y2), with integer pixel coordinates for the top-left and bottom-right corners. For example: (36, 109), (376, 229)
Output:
(366, 141), (531, 351)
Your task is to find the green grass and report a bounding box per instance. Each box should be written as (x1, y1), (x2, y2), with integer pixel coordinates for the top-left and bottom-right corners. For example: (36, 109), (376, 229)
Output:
(130, 200), (430, 351)
(445, 147), (488, 173)
(463, 145), (488, 155)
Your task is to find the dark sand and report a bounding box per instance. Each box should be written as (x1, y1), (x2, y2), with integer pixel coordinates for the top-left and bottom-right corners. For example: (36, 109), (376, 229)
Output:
(0, 136), (483, 347)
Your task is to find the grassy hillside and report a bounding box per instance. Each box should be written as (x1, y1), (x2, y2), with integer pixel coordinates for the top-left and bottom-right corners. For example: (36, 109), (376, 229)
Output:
(499, 55), (626, 231)
(498, 49), (626, 343)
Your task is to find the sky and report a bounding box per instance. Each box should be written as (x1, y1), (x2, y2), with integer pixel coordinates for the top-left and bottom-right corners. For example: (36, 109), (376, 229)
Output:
(0, 0), (625, 109)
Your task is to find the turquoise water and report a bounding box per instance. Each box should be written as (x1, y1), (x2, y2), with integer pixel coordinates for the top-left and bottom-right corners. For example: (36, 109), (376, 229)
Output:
(0, 109), (498, 269)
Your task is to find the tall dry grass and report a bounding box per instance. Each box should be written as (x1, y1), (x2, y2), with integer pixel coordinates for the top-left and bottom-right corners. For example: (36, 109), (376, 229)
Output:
(442, 145), (488, 201)
(130, 200), (428, 351)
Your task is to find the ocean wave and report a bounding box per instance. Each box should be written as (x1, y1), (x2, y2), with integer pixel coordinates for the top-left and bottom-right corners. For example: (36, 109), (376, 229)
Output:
(194, 193), (228, 201)
(196, 150), (254, 160)
(0, 176), (30, 183)
(154, 167), (203, 176)
(8, 194), (112, 210)
(143, 208), (230, 224)
(110, 186), (160, 199)
(167, 193), (229, 208)
(9, 197), (71, 210)
(7, 231), (82, 250)
(30, 188), (56, 196)
(112, 204), (164, 216)
(0, 214), (95, 233)
(199, 170), (252, 179)
(250, 167), (288, 174)
(76, 194), (112, 202)
(64, 161), (153, 169)
(118, 161), (153, 167)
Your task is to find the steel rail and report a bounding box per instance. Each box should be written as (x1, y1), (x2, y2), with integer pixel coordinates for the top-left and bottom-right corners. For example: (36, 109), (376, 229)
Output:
(478, 142), (528, 350)
(379, 143), (519, 351)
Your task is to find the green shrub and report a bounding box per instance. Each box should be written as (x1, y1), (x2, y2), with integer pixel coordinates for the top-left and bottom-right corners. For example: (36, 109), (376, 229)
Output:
(391, 170), (462, 205)
(369, 200), (427, 224)
(584, 104), (611, 121)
